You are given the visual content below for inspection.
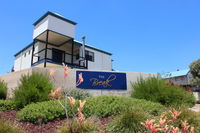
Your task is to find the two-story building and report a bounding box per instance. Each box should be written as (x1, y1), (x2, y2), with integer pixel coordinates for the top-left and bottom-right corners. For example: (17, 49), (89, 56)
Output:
(14, 11), (112, 72)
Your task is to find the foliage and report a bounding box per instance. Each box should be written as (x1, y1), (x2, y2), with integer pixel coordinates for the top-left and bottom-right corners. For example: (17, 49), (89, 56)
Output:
(190, 58), (200, 89)
(17, 100), (68, 124)
(0, 120), (23, 133)
(63, 88), (91, 100)
(0, 80), (8, 99)
(0, 99), (17, 111)
(17, 96), (164, 123)
(131, 77), (196, 107)
(14, 72), (53, 108)
(83, 96), (164, 117)
(106, 108), (149, 133)
(173, 108), (200, 133)
(196, 100), (200, 104)
(57, 117), (100, 133)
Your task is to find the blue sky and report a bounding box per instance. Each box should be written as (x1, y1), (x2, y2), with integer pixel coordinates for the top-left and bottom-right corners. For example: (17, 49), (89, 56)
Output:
(0, 0), (200, 75)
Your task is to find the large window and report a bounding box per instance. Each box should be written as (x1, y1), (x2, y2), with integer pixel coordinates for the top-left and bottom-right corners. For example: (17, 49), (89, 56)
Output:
(85, 50), (94, 62)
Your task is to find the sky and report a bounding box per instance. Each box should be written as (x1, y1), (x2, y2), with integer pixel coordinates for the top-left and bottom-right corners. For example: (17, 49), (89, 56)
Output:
(0, 0), (200, 75)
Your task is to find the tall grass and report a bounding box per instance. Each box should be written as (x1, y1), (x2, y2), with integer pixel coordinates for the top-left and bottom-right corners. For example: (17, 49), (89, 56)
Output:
(131, 77), (195, 107)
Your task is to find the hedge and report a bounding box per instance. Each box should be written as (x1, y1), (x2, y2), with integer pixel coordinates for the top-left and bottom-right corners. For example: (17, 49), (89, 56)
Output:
(0, 100), (17, 112)
(17, 96), (164, 124)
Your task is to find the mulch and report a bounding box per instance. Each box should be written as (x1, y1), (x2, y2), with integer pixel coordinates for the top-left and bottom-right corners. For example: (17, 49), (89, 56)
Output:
(0, 110), (111, 133)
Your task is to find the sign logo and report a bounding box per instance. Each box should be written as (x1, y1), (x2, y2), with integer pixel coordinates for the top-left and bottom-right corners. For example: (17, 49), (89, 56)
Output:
(76, 71), (127, 90)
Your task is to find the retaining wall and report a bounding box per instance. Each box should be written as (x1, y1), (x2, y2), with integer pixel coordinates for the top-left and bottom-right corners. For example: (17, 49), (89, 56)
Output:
(0, 67), (156, 98)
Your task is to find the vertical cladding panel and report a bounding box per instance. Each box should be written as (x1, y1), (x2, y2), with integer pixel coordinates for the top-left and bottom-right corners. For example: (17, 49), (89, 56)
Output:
(33, 17), (49, 39)
(48, 15), (75, 38)
(14, 54), (22, 71)
(85, 47), (112, 71)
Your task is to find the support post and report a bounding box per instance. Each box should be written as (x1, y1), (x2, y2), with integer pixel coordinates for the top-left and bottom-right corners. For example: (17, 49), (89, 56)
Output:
(44, 30), (49, 67)
(31, 40), (35, 66)
(71, 39), (74, 65)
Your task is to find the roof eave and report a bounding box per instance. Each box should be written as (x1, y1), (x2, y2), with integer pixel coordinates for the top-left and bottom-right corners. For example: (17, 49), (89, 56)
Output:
(33, 11), (77, 26)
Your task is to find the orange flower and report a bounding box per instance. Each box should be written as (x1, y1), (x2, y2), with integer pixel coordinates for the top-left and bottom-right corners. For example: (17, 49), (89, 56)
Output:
(182, 120), (190, 133)
(79, 100), (86, 111)
(49, 90), (56, 99)
(76, 73), (84, 86)
(170, 109), (181, 121)
(150, 124), (160, 133)
(159, 117), (167, 125)
(77, 111), (85, 123)
(68, 97), (75, 106)
(62, 62), (69, 71)
(64, 71), (68, 78)
(190, 127), (194, 133)
(49, 87), (62, 99)
(142, 119), (155, 129)
(49, 69), (56, 80)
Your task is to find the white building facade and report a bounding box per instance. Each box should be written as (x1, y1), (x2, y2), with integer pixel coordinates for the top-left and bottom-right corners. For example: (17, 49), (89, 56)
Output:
(14, 12), (112, 71)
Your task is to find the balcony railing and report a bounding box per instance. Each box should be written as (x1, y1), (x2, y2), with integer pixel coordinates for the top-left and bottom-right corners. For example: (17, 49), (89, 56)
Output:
(32, 48), (88, 69)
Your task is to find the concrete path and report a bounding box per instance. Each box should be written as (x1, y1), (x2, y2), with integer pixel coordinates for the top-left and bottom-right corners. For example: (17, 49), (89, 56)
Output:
(189, 104), (200, 112)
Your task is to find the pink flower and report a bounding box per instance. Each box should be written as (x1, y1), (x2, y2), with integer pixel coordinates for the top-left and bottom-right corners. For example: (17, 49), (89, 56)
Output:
(172, 127), (179, 133)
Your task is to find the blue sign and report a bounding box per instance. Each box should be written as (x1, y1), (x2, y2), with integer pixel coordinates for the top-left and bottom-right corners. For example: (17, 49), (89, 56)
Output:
(76, 71), (127, 90)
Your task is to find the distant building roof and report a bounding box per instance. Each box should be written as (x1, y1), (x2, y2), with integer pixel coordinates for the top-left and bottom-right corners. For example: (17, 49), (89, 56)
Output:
(161, 69), (190, 79)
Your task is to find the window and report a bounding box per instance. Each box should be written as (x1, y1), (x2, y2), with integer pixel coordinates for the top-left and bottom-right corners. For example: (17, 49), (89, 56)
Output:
(28, 50), (31, 55)
(76, 53), (80, 60)
(24, 53), (26, 57)
(85, 50), (94, 62)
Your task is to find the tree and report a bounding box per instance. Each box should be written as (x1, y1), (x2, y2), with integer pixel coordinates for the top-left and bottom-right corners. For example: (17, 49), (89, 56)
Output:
(189, 58), (200, 89)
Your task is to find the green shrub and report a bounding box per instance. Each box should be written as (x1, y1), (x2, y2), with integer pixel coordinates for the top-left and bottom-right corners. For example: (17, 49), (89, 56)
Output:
(63, 88), (91, 100)
(0, 99), (17, 111)
(57, 117), (100, 133)
(14, 72), (53, 108)
(0, 120), (23, 133)
(83, 96), (164, 117)
(0, 80), (8, 99)
(131, 77), (196, 107)
(17, 100), (68, 124)
(17, 96), (164, 124)
(106, 108), (149, 133)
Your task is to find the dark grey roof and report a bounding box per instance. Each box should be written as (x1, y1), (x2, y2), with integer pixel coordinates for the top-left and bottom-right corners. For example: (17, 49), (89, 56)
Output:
(33, 11), (77, 26)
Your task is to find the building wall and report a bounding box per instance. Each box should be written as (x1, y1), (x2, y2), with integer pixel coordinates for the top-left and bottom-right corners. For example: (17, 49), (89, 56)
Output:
(14, 43), (112, 71)
(33, 17), (49, 39)
(14, 47), (33, 72)
(48, 15), (75, 38)
(33, 15), (75, 39)
(85, 47), (112, 71)
(0, 67), (156, 98)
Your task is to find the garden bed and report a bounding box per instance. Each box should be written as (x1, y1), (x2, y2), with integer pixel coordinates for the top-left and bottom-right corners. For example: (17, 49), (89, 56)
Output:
(0, 110), (111, 133)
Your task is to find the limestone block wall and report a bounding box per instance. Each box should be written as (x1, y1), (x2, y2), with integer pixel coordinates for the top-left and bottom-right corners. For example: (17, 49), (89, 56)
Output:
(0, 67), (156, 98)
